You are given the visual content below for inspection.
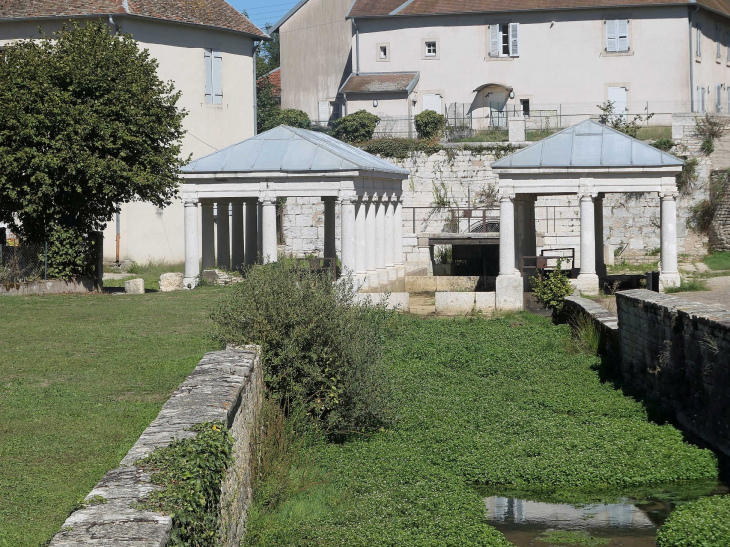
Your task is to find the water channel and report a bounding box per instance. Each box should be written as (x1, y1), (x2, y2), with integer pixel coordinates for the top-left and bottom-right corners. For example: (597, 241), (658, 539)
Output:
(481, 481), (728, 547)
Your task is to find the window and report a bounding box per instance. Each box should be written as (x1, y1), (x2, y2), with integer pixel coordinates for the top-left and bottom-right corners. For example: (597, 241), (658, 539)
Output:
(696, 86), (706, 112)
(204, 49), (222, 104)
(696, 23), (702, 57)
(425, 41), (437, 56)
(717, 84), (723, 112)
(423, 93), (443, 114)
(489, 23), (520, 57)
(606, 19), (629, 52)
(376, 42), (390, 62)
(380, 46), (387, 59)
(520, 99), (530, 117)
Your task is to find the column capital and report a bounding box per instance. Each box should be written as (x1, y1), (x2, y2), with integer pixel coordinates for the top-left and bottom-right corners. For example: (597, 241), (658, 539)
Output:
(182, 196), (198, 207)
(659, 191), (679, 200)
(259, 195), (277, 206)
(499, 193), (515, 203)
(578, 192), (598, 201)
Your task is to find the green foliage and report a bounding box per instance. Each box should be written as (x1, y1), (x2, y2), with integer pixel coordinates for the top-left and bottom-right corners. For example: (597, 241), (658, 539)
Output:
(700, 136), (715, 155)
(652, 138), (675, 151)
(463, 143), (517, 160)
(530, 259), (574, 312)
(414, 110), (446, 140)
(210, 262), (394, 433)
(139, 422), (233, 547)
(360, 138), (442, 160)
(101, 260), (186, 291)
(656, 495), (730, 547)
(703, 251), (730, 270)
(261, 108), (311, 133)
(676, 157), (699, 195)
(256, 24), (280, 78)
(694, 113), (729, 155)
(45, 227), (99, 279)
(607, 260), (659, 274)
(0, 22), (186, 279)
(332, 110), (380, 143)
(568, 313), (601, 356)
(256, 76), (281, 133)
(431, 181), (451, 209)
(597, 101), (654, 138)
(688, 169), (730, 234)
(536, 530), (610, 546)
(664, 277), (709, 293)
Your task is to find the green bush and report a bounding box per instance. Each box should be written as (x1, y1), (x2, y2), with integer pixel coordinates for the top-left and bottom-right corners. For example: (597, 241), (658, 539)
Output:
(332, 110), (380, 143)
(262, 108), (311, 132)
(414, 110), (446, 140)
(652, 138), (675, 151)
(656, 495), (730, 547)
(530, 258), (574, 313)
(361, 138), (442, 160)
(211, 262), (394, 433)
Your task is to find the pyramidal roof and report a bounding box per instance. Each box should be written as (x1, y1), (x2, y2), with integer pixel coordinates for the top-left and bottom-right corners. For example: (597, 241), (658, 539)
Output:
(182, 125), (409, 175)
(491, 119), (684, 169)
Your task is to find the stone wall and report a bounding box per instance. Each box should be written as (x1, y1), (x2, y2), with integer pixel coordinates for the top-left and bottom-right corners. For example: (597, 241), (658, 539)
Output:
(616, 289), (730, 457)
(563, 295), (620, 360)
(49, 347), (263, 547)
(0, 278), (96, 297)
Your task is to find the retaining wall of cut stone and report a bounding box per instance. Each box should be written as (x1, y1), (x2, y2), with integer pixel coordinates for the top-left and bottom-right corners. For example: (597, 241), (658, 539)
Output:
(49, 346), (263, 547)
(0, 278), (96, 296)
(563, 295), (620, 361)
(616, 289), (730, 457)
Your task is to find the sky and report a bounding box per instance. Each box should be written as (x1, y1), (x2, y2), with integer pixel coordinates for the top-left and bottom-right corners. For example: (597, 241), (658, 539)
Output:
(230, 0), (302, 32)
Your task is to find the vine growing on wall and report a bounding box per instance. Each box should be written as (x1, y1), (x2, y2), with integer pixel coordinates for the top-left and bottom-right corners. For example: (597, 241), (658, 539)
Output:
(694, 114), (730, 155)
(688, 169), (730, 234)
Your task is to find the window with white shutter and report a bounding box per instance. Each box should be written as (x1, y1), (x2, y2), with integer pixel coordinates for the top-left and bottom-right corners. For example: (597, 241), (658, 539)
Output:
(606, 20), (629, 52)
(696, 23), (702, 57)
(489, 25), (500, 57)
(697, 86), (705, 113)
(204, 48), (222, 104)
(423, 93), (443, 114)
(489, 23), (520, 57)
(509, 23), (520, 57)
(717, 84), (722, 111)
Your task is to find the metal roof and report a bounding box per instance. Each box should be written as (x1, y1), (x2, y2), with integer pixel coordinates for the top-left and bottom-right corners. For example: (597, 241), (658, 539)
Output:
(339, 72), (420, 94)
(181, 125), (410, 176)
(491, 119), (684, 169)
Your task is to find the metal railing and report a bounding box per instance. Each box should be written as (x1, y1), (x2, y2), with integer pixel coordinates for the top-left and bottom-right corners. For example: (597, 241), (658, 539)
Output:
(404, 206), (500, 235)
(0, 242), (47, 283)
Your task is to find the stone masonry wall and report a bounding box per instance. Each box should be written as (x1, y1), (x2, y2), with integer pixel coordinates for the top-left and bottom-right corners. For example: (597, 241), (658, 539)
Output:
(617, 289), (730, 457)
(49, 347), (263, 547)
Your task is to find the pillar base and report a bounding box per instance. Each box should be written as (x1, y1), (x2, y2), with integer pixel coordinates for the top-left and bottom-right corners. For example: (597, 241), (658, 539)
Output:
(574, 273), (600, 296)
(659, 272), (681, 292)
(396, 265), (406, 278)
(387, 267), (398, 283)
(183, 276), (198, 290)
(496, 274), (524, 311)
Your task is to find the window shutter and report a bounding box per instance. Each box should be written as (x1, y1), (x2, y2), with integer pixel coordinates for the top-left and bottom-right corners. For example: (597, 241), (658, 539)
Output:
(204, 49), (212, 103)
(318, 101), (330, 126)
(212, 50), (223, 104)
(509, 23), (520, 57)
(606, 19), (617, 52)
(726, 31), (729, 61)
(717, 84), (722, 111)
(718, 27), (722, 58)
(618, 19), (629, 51)
(489, 24), (500, 57)
(697, 24), (701, 57)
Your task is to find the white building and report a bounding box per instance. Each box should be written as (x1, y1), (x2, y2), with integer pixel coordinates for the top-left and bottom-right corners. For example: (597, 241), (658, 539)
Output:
(0, 0), (267, 264)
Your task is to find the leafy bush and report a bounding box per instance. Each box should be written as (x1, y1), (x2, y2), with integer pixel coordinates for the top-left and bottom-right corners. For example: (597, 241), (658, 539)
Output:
(139, 422), (233, 547)
(414, 110), (446, 140)
(530, 258), (574, 312)
(656, 495), (730, 547)
(597, 101), (653, 138)
(211, 262), (393, 433)
(694, 113), (729, 151)
(361, 138), (441, 160)
(652, 138), (675, 151)
(332, 110), (380, 143)
(700, 136), (714, 155)
(262, 108), (311, 132)
(688, 169), (730, 234)
(676, 157), (699, 195)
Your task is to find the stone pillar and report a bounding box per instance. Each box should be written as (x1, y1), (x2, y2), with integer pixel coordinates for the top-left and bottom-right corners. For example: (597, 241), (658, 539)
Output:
(355, 197), (367, 276)
(660, 192), (681, 291)
(231, 199), (244, 270)
(260, 197), (278, 264)
(217, 200), (230, 270)
(384, 195), (396, 281)
(576, 193), (599, 295)
(183, 197), (200, 288)
(201, 201), (215, 271)
(245, 199), (258, 266)
(594, 194), (606, 278)
(375, 195), (386, 285)
(257, 201), (263, 259)
(508, 114), (526, 143)
(323, 197), (337, 265)
(394, 196), (404, 276)
(365, 195), (378, 287)
(496, 194), (523, 311)
(340, 194), (356, 275)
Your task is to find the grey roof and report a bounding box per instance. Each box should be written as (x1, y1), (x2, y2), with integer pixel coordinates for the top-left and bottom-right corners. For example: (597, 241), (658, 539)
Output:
(491, 119), (684, 169)
(181, 125), (410, 175)
(340, 72), (420, 94)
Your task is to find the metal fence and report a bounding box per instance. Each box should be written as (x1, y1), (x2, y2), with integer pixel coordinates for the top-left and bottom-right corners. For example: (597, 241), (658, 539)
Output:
(0, 242), (47, 283)
(404, 206), (500, 235)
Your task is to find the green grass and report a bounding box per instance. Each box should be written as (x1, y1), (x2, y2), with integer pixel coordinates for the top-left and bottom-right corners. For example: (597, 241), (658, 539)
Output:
(656, 495), (730, 547)
(103, 261), (185, 291)
(665, 277), (710, 293)
(526, 128), (559, 141)
(703, 252), (730, 271)
(453, 130), (509, 143)
(0, 288), (223, 546)
(245, 314), (718, 546)
(636, 126), (672, 140)
(607, 260), (659, 274)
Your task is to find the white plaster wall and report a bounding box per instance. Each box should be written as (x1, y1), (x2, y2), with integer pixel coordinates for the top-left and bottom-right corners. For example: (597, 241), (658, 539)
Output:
(691, 9), (730, 113)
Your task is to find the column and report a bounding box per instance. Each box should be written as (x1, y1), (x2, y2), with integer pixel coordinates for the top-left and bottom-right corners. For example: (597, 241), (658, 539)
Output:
(260, 197), (278, 264)
(394, 196), (404, 275)
(594, 194), (606, 278)
(245, 198), (258, 266)
(355, 196), (367, 276)
(659, 192), (681, 291)
(496, 193), (523, 311)
(216, 200), (230, 270)
(375, 195), (386, 284)
(183, 197), (200, 288)
(323, 197), (337, 265)
(577, 193), (599, 295)
(365, 195), (378, 286)
(340, 194), (356, 275)
(257, 201), (263, 258)
(201, 201), (215, 270)
(384, 195), (396, 281)
(231, 199), (244, 270)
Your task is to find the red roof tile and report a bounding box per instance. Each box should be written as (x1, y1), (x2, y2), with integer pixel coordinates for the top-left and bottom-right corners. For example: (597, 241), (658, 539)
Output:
(258, 67), (281, 96)
(0, 0), (268, 37)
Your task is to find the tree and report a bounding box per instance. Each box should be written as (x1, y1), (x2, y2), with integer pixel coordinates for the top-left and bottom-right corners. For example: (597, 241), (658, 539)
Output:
(0, 21), (187, 278)
(257, 76), (281, 133)
(256, 24), (280, 78)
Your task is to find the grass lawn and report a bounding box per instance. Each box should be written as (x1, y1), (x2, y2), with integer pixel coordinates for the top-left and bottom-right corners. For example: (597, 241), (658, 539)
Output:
(0, 288), (223, 546)
(635, 126), (672, 140)
(607, 260), (659, 275)
(103, 261), (186, 291)
(245, 314), (717, 546)
(703, 252), (730, 271)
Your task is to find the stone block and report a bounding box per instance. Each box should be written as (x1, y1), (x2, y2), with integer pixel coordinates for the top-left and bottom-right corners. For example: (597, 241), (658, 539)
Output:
(405, 276), (437, 293)
(435, 292), (476, 315)
(475, 292), (496, 314)
(124, 278), (145, 294)
(496, 274), (524, 311)
(436, 276), (480, 292)
(159, 273), (184, 292)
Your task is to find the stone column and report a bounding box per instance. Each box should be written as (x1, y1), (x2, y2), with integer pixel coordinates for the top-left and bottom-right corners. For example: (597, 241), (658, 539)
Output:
(260, 197), (278, 264)
(340, 194), (356, 275)
(365, 195), (378, 287)
(576, 193), (599, 295)
(394, 195), (404, 276)
(216, 200), (230, 270)
(384, 195), (396, 281)
(594, 194), (606, 278)
(231, 199), (244, 270)
(245, 199), (258, 266)
(355, 196), (368, 276)
(183, 197), (200, 288)
(659, 192), (681, 291)
(375, 195), (387, 285)
(257, 201), (263, 259)
(201, 201), (215, 271)
(323, 197), (337, 265)
(496, 194), (523, 311)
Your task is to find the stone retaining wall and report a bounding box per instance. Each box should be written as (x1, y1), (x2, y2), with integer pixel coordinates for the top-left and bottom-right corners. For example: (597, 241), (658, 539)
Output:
(0, 278), (96, 296)
(616, 289), (730, 457)
(49, 346), (263, 547)
(563, 295), (620, 360)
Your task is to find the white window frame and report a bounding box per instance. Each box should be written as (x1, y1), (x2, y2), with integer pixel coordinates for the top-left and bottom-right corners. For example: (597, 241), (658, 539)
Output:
(489, 23), (519, 58)
(376, 42), (390, 62)
(605, 19), (629, 52)
(423, 40), (438, 58)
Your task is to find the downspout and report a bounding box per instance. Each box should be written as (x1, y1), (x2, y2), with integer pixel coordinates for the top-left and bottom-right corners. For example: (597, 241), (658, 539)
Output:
(253, 41), (261, 135)
(353, 18), (360, 75)
(689, 6), (699, 112)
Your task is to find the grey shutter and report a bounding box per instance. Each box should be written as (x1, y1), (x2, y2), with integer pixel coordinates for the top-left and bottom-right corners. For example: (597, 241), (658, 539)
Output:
(717, 83), (722, 111)
(489, 24), (500, 57)
(697, 24), (701, 57)
(606, 19), (617, 52)
(718, 27), (722, 58)
(618, 19), (629, 51)
(204, 49), (212, 103)
(212, 50), (223, 104)
(509, 23), (520, 57)
(726, 31), (729, 60)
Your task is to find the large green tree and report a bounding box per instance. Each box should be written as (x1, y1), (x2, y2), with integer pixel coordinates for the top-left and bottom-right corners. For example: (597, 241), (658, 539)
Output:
(0, 21), (187, 277)
(256, 24), (280, 78)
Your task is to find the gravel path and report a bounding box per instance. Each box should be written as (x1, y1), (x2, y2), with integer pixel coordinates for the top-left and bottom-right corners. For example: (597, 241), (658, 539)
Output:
(671, 275), (730, 310)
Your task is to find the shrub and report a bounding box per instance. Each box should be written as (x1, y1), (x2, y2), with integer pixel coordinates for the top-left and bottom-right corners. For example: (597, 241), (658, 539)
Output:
(597, 101), (653, 138)
(414, 110), (446, 140)
(332, 110), (380, 143)
(700, 136), (714, 155)
(211, 262), (394, 433)
(262, 108), (311, 132)
(656, 495), (730, 547)
(676, 157), (699, 195)
(361, 138), (442, 160)
(652, 138), (675, 151)
(530, 258), (574, 313)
